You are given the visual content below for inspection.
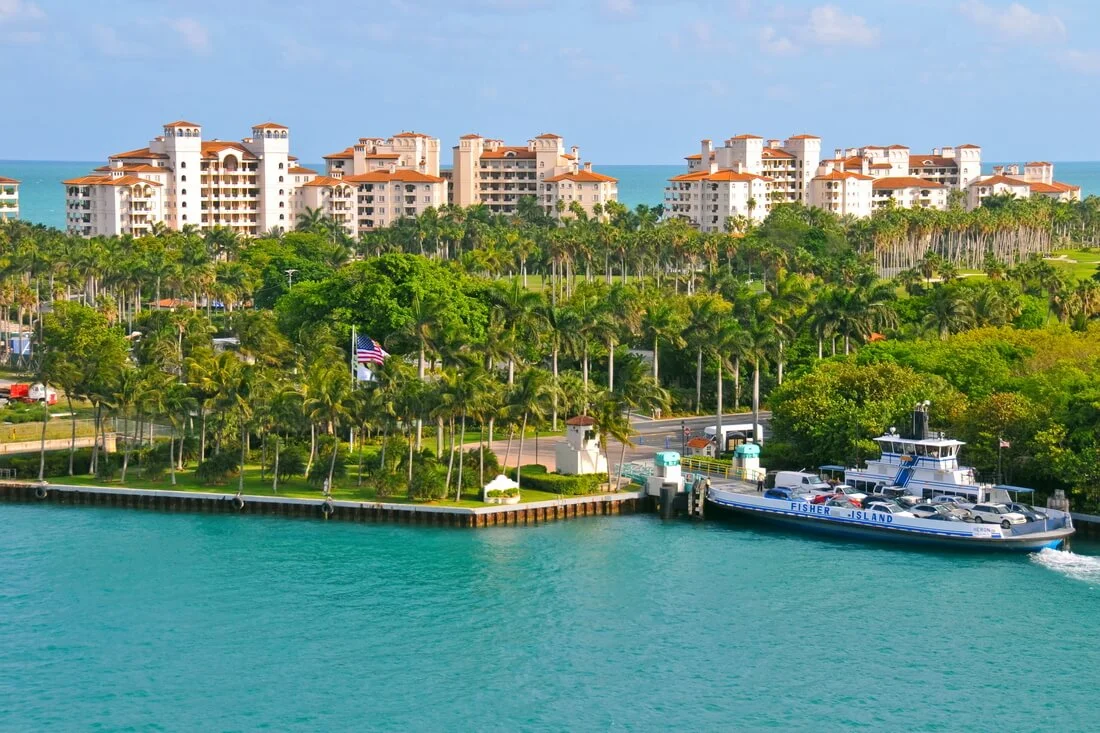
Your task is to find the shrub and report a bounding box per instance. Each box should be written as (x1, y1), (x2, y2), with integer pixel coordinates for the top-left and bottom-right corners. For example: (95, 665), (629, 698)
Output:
(139, 449), (169, 481)
(374, 471), (405, 499)
(486, 489), (504, 498)
(0, 447), (95, 478)
(460, 447), (499, 491)
(308, 441), (348, 488)
(408, 458), (447, 500)
(267, 443), (306, 481)
(509, 464), (608, 495)
(195, 451), (240, 485)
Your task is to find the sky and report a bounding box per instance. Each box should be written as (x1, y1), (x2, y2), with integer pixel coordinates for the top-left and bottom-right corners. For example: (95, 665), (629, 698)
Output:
(2, 0), (1100, 164)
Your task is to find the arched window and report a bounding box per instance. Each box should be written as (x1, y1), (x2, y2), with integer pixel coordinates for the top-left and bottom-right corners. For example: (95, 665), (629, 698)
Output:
(181, 175), (186, 182)
(177, 129), (184, 137)
(280, 131), (287, 139)
(278, 162), (284, 169)
(278, 176), (284, 182)
(181, 189), (186, 195)
(278, 189), (284, 195)
(180, 162), (186, 169)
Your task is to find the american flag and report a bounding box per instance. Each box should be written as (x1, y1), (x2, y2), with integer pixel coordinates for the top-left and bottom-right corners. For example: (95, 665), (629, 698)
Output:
(999, 438), (1011, 449)
(356, 334), (389, 365)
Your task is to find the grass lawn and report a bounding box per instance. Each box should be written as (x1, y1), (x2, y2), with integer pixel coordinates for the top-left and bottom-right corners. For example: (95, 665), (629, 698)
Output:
(1048, 248), (1100, 281)
(51, 464), (614, 508)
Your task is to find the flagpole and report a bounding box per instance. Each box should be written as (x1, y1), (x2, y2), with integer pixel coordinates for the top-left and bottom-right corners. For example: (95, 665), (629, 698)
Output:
(351, 325), (357, 383)
(997, 437), (1002, 485)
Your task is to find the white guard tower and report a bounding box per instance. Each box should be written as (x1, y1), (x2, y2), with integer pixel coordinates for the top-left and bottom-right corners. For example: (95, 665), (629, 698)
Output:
(555, 416), (608, 475)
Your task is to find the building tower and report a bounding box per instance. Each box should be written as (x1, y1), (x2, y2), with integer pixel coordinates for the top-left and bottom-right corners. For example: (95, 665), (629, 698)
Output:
(161, 121), (202, 229)
(249, 122), (291, 233)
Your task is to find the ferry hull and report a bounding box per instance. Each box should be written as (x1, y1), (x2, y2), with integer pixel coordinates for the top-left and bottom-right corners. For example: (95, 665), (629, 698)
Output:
(707, 491), (1072, 552)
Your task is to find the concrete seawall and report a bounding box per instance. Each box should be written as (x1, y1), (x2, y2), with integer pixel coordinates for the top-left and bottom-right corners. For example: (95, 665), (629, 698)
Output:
(0, 481), (651, 528)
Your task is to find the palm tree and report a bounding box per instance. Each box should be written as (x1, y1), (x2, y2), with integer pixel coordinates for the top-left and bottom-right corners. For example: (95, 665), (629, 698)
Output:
(641, 298), (686, 390)
(303, 363), (356, 494)
(684, 294), (728, 412)
(390, 294), (446, 449)
(538, 303), (581, 430)
(507, 367), (554, 490)
(743, 317), (777, 448)
(441, 366), (493, 500)
(611, 357), (670, 490)
(923, 286), (974, 339)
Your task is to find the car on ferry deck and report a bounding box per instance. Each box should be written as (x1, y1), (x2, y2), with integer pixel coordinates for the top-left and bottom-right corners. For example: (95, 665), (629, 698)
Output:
(1006, 502), (1047, 522)
(864, 501), (915, 518)
(911, 503), (971, 520)
(764, 487), (799, 501)
(970, 503), (1027, 528)
(931, 495), (972, 507)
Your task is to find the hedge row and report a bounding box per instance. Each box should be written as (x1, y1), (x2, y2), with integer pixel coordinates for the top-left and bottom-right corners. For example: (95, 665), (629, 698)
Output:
(509, 465), (609, 496)
(0, 447), (94, 478)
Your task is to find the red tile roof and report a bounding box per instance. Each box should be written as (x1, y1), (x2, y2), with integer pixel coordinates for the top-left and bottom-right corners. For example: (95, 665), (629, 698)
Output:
(910, 155), (958, 168)
(393, 131), (431, 138)
(686, 437), (712, 449)
(301, 176), (350, 188)
(761, 148), (795, 159)
(459, 134), (481, 140)
(288, 166), (317, 174)
(1026, 161), (1052, 166)
(344, 170), (445, 183)
(565, 415), (595, 426)
(323, 147), (354, 159)
(972, 175), (1030, 188)
(201, 141), (257, 159)
(670, 169), (770, 183)
(1029, 180), (1080, 193)
(110, 147), (169, 160)
(63, 175), (163, 186)
(787, 134), (821, 139)
(480, 146), (535, 159)
(872, 176), (946, 189)
(252, 122), (288, 129)
(814, 170), (873, 181)
(730, 134), (763, 140)
(0, 176), (20, 183)
(957, 144), (980, 149)
(164, 120), (201, 127)
(544, 170), (618, 183)
(365, 153), (401, 159)
(535, 133), (562, 139)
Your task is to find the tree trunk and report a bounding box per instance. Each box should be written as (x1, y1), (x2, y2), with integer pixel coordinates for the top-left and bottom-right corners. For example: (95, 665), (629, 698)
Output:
(607, 338), (615, 393)
(416, 346), (425, 450)
(552, 346), (559, 430)
(37, 405), (48, 482)
(752, 359), (761, 449)
(273, 435), (281, 492)
(169, 426), (177, 486)
(515, 413), (528, 490)
(306, 423), (316, 476)
(91, 402), (101, 474)
(67, 395), (76, 476)
(200, 409), (207, 462)
(325, 429), (338, 494)
(456, 411), (466, 501)
(716, 361), (724, 450)
(695, 347), (703, 412)
(445, 417), (456, 492)
(239, 416), (247, 495)
(734, 356), (741, 411)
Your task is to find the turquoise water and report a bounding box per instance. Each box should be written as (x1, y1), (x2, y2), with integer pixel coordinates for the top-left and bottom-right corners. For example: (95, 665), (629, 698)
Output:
(2, 504), (1098, 731)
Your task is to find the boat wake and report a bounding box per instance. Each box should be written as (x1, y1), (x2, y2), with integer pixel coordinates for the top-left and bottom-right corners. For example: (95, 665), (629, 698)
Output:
(1031, 548), (1100, 584)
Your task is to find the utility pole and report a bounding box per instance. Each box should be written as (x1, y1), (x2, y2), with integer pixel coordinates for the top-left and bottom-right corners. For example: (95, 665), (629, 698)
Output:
(285, 268), (298, 289)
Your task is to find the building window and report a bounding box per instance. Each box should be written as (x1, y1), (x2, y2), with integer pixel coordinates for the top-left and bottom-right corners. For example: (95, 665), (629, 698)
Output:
(181, 162), (186, 169)
(279, 176), (284, 183)
(279, 162), (284, 169)
(182, 214), (187, 221)
(182, 201), (187, 208)
(181, 189), (186, 195)
(181, 175), (186, 182)
(279, 202), (284, 208)
(279, 189), (284, 195)
(279, 214), (284, 220)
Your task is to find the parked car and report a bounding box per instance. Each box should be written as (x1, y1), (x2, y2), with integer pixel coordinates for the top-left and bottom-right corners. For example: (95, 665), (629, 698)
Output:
(764, 488), (798, 501)
(812, 490), (863, 508)
(924, 513), (967, 523)
(833, 484), (868, 502)
(1006, 502), (1047, 522)
(970, 503), (1028, 528)
(872, 486), (916, 501)
(826, 497), (860, 509)
(864, 501), (915, 517)
(911, 503), (971, 520)
(931, 495), (972, 506)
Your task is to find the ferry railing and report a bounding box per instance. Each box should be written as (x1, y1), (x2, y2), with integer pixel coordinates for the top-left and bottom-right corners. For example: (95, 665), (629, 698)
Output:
(681, 456), (765, 483)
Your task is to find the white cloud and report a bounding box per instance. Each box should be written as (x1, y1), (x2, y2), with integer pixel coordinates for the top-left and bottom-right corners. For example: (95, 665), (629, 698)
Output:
(806, 5), (879, 47)
(960, 1), (1065, 44)
(760, 26), (795, 55)
(603, 0), (635, 16)
(1057, 49), (1100, 75)
(170, 17), (211, 54)
(0, 0), (44, 22)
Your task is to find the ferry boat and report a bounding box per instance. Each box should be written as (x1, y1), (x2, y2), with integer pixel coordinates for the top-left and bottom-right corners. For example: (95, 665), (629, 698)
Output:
(705, 405), (1074, 552)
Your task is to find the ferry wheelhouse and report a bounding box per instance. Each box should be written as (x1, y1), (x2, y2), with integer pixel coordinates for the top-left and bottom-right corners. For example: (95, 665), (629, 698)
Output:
(839, 404), (999, 502)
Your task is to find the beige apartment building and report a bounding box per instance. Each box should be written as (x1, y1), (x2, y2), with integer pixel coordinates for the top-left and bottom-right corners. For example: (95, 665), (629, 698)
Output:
(967, 162), (1080, 209)
(665, 134), (820, 230)
(312, 132), (447, 234)
(451, 133), (617, 218)
(64, 121), (299, 237)
(0, 176), (19, 221)
(871, 177), (948, 211)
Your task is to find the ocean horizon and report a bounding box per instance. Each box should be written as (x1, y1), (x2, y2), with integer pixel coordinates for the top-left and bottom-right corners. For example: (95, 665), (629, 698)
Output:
(5, 160), (1100, 232)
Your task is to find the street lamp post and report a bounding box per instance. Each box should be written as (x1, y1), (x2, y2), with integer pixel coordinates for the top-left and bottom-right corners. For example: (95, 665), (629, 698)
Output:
(285, 268), (299, 289)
